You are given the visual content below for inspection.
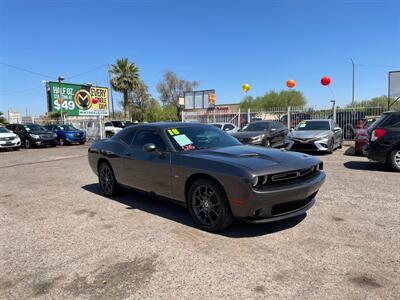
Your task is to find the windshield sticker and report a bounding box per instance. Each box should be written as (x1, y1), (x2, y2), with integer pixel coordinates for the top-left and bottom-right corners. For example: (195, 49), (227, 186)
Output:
(24, 126), (31, 131)
(181, 144), (195, 151)
(299, 123), (306, 128)
(168, 128), (181, 136)
(173, 134), (193, 146)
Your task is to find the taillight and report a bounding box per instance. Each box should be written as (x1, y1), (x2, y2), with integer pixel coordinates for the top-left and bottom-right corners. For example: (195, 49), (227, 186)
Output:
(371, 129), (386, 142)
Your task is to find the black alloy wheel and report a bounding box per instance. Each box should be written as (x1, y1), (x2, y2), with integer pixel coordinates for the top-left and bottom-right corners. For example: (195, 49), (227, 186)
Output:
(188, 179), (233, 232)
(98, 162), (118, 196)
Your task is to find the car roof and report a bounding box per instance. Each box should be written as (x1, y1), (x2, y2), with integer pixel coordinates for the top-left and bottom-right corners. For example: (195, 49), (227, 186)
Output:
(132, 122), (214, 130)
(303, 119), (331, 122)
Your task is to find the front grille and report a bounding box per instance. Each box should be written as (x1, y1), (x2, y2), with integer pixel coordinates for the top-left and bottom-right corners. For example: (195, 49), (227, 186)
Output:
(270, 166), (317, 183)
(239, 138), (252, 143)
(291, 143), (317, 150)
(0, 137), (15, 141)
(271, 193), (316, 216)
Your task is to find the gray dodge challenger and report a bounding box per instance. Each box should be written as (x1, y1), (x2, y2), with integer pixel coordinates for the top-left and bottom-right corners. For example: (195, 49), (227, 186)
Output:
(88, 122), (326, 232)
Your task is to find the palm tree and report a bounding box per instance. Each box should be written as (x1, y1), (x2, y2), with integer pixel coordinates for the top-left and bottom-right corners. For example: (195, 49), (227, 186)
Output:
(110, 58), (140, 119)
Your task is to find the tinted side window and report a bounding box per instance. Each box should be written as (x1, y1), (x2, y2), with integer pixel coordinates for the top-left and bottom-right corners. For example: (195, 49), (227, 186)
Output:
(382, 114), (400, 128)
(132, 130), (166, 151)
(105, 122), (112, 127)
(119, 129), (136, 144)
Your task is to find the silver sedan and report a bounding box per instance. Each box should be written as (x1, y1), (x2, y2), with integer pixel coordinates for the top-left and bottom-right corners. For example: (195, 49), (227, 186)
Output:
(285, 119), (343, 153)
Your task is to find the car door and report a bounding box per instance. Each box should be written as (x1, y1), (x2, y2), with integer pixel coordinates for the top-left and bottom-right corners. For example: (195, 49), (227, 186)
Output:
(269, 122), (285, 146)
(124, 129), (172, 198)
(15, 125), (27, 142)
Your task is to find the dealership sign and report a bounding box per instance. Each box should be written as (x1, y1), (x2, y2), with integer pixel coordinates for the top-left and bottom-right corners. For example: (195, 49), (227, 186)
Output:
(47, 82), (109, 116)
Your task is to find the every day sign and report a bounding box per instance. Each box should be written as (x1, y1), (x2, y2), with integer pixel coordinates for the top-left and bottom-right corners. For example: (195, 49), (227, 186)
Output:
(47, 82), (109, 116)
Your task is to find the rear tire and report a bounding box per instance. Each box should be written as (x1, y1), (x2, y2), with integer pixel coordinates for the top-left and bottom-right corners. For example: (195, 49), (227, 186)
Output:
(388, 149), (400, 172)
(187, 179), (234, 232)
(98, 161), (119, 196)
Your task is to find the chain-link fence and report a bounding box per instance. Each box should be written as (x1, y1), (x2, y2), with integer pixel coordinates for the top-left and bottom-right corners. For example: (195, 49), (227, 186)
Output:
(182, 105), (388, 140)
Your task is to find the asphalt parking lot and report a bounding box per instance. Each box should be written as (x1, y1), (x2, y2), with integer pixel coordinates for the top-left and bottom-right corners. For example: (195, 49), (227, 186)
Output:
(0, 145), (399, 299)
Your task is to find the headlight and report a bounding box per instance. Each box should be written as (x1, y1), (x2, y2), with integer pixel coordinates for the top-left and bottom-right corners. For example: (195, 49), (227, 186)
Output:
(251, 175), (268, 187)
(251, 135), (264, 143)
(317, 135), (330, 140)
(251, 176), (259, 187)
(30, 134), (40, 139)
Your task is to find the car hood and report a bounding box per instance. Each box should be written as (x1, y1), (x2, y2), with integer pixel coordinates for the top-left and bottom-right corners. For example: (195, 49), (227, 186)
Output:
(288, 130), (332, 139)
(0, 132), (18, 138)
(232, 131), (267, 139)
(185, 145), (320, 175)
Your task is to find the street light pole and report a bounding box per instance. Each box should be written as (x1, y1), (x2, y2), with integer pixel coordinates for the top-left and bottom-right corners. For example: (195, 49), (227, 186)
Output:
(350, 58), (355, 106)
(58, 76), (65, 124)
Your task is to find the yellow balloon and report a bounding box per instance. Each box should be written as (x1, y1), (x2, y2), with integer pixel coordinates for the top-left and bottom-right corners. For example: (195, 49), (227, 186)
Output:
(242, 83), (250, 93)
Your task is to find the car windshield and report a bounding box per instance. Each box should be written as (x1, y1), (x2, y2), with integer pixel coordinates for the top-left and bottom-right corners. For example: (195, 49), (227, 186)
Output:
(112, 121), (124, 128)
(24, 124), (46, 131)
(241, 122), (271, 131)
(58, 125), (78, 131)
(0, 126), (11, 133)
(212, 124), (222, 129)
(297, 121), (330, 131)
(166, 125), (241, 151)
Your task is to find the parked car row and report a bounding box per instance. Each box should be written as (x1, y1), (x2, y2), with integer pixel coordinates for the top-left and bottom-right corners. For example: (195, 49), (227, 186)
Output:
(1, 123), (86, 150)
(213, 119), (343, 154)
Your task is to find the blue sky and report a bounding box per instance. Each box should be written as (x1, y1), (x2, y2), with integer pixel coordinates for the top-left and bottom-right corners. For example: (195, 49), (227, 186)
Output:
(0, 0), (399, 116)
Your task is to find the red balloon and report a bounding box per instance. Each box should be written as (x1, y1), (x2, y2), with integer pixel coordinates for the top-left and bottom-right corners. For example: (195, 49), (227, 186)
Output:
(286, 79), (296, 88)
(92, 98), (98, 104)
(321, 76), (331, 86)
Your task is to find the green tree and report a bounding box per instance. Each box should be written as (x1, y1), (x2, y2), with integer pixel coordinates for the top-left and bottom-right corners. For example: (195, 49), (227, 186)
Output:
(240, 90), (307, 110)
(156, 70), (199, 119)
(110, 58), (140, 119)
(129, 80), (152, 122)
(0, 111), (7, 125)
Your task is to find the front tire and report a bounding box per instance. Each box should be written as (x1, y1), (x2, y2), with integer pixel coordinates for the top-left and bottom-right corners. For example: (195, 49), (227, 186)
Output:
(98, 162), (118, 196)
(388, 149), (400, 172)
(25, 139), (32, 149)
(188, 179), (234, 232)
(59, 137), (66, 146)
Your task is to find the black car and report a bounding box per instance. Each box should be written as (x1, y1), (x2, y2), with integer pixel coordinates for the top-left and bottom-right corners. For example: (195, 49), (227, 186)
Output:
(6, 123), (58, 149)
(88, 123), (325, 232)
(232, 121), (288, 147)
(363, 111), (400, 171)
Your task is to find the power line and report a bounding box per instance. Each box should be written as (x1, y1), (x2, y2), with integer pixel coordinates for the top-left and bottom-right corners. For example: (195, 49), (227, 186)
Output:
(0, 85), (44, 96)
(66, 64), (108, 80)
(0, 62), (54, 79)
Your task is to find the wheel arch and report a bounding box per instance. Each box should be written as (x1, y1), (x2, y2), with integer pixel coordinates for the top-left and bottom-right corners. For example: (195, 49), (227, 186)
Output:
(184, 173), (228, 205)
(386, 142), (400, 162)
(97, 157), (111, 172)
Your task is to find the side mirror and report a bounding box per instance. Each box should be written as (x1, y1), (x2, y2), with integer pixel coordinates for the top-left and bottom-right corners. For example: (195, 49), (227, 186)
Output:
(143, 143), (156, 152)
(334, 127), (341, 132)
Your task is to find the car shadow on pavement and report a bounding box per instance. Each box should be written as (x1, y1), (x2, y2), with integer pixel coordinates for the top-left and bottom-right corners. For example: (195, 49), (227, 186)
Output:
(82, 183), (306, 238)
(343, 161), (395, 172)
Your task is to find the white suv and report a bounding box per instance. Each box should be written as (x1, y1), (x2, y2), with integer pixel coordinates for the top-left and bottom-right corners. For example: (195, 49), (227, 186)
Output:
(0, 125), (21, 150)
(104, 121), (125, 138)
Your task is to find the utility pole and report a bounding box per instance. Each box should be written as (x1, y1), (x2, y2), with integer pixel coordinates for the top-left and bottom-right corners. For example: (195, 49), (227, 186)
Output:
(58, 76), (65, 124)
(350, 58), (355, 106)
(108, 65), (115, 118)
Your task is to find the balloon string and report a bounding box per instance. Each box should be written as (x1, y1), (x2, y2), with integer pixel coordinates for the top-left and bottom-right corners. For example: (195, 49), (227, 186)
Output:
(328, 85), (335, 101)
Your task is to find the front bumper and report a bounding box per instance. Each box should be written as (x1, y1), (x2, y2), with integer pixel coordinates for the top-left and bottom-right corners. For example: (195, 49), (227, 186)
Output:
(228, 171), (326, 220)
(65, 135), (86, 143)
(285, 139), (330, 152)
(0, 139), (21, 148)
(33, 138), (57, 146)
